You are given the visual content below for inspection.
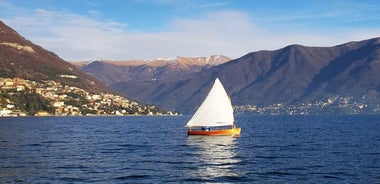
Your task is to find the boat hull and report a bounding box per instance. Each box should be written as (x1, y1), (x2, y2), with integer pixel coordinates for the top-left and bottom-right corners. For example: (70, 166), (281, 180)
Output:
(188, 128), (241, 136)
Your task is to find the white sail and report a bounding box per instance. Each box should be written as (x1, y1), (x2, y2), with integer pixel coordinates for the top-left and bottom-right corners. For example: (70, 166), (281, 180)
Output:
(185, 78), (234, 128)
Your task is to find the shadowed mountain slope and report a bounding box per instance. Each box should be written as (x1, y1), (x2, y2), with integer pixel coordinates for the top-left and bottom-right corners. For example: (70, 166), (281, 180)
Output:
(111, 37), (380, 114)
(0, 21), (109, 93)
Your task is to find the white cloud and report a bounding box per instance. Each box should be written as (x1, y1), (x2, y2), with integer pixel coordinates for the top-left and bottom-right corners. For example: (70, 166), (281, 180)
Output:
(199, 2), (229, 8)
(2, 8), (380, 61)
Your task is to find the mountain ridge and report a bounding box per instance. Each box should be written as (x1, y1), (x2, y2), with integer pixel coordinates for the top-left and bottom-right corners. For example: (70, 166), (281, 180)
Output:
(109, 37), (380, 114)
(0, 20), (176, 116)
(72, 55), (231, 84)
(0, 20), (109, 93)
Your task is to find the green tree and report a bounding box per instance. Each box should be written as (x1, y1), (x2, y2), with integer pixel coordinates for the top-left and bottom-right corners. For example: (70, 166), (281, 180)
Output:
(11, 90), (54, 115)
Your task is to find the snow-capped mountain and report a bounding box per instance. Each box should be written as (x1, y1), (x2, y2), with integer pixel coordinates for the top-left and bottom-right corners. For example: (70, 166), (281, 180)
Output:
(71, 55), (231, 85)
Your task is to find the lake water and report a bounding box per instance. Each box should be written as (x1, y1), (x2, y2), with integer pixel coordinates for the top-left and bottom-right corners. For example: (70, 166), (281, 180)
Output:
(0, 115), (379, 183)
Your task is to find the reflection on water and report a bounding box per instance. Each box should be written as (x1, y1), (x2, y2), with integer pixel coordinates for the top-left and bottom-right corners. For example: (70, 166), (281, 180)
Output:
(186, 136), (241, 180)
(1, 116), (379, 183)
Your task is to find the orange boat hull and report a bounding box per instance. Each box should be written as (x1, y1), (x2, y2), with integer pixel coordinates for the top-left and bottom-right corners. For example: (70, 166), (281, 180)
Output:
(188, 128), (241, 136)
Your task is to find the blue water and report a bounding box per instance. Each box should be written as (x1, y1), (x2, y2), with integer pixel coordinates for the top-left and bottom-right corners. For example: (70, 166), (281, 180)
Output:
(0, 115), (379, 183)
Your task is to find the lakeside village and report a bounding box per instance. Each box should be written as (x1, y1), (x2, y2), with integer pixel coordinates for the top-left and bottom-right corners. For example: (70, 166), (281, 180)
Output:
(0, 77), (178, 117)
(2, 77), (379, 117)
(235, 96), (380, 115)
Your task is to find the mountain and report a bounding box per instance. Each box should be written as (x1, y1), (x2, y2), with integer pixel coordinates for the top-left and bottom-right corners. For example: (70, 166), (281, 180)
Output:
(71, 55), (231, 85)
(0, 21), (109, 93)
(0, 21), (177, 116)
(110, 37), (380, 114)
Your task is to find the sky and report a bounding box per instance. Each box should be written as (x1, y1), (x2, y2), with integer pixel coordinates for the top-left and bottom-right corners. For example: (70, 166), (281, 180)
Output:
(1, 0), (379, 61)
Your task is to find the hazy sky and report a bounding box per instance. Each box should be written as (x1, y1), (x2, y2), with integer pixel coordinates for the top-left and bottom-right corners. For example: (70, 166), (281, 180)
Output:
(1, 0), (379, 61)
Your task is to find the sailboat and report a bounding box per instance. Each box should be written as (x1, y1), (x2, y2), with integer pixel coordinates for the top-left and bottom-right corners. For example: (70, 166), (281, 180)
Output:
(185, 78), (241, 136)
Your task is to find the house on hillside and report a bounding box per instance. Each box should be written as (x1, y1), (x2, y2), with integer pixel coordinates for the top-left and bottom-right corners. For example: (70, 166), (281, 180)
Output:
(4, 79), (13, 86)
(0, 109), (12, 116)
(1, 79), (14, 90)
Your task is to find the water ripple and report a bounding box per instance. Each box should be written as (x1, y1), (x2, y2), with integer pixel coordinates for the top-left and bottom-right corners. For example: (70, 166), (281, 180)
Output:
(0, 115), (379, 183)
